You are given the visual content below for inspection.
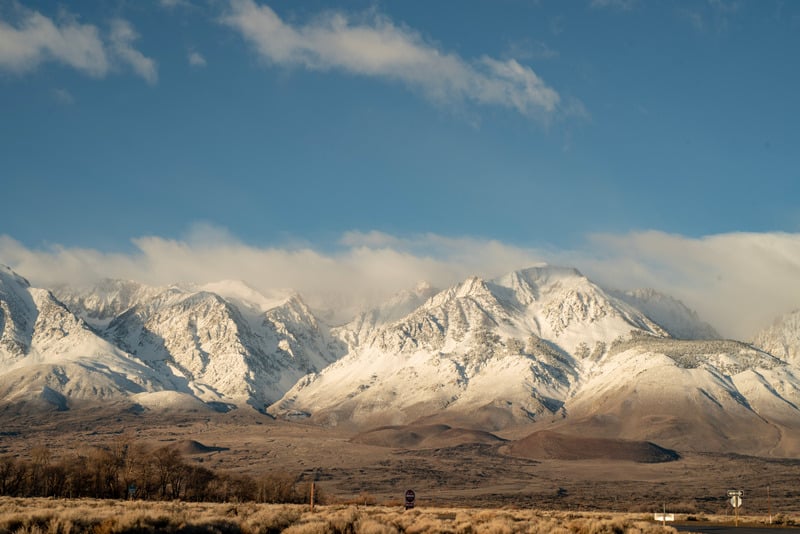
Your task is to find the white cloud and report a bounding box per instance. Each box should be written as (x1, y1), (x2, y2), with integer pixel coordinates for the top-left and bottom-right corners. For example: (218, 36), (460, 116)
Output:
(222, 0), (563, 120)
(575, 231), (800, 340)
(2, 227), (798, 340)
(188, 50), (207, 67)
(110, 19), (158, 85)
(0, 9), (108, 75)
(0, 8), (156, 84)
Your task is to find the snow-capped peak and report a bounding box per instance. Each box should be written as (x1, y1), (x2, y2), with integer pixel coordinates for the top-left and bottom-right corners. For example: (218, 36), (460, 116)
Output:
(198, 280), (293, 313)
(1, 264), (31, 289)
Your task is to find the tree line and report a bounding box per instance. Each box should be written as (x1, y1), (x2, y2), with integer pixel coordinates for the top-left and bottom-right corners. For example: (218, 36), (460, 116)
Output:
(0, 438), (307, 503)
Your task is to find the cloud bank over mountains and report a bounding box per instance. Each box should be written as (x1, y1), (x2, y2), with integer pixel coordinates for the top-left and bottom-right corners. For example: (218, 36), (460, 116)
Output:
(2, 226), (798, 340)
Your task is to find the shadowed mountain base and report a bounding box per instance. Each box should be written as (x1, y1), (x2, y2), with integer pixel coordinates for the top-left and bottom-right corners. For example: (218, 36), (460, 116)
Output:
(503, 430), (680, 463)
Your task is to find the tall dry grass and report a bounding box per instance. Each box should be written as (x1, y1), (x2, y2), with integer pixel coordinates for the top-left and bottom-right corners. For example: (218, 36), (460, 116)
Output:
(7, 496), (782, 533)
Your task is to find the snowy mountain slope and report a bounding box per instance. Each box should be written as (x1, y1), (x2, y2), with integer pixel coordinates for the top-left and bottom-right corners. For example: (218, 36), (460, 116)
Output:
(611, 288), (720, 340)
(0, 265), (37, 361)
(560, 338), (792, 453)
(270, 266), (669, 427)
(270, 331), (576, 429)
(356, 266), (667, 358)
(269, 266), (800, 455)
(336, 281), (438, 349)
(0, 266), (173, 411)
(7, 261), (800, 456)
(52, 278), (166, 329)
(752, 309), (800, 366)
(56, 278), (345, 408)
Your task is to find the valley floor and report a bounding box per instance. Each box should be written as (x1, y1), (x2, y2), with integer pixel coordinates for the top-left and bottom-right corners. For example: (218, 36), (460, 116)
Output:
(2, 409), (800, 516)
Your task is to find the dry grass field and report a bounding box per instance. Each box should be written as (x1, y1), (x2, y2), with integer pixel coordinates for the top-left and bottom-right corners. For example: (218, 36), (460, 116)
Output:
(0, 497), (695, 533)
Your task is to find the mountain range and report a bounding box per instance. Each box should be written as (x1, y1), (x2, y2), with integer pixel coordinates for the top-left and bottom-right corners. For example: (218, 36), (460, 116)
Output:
(2, 262), (799, 455)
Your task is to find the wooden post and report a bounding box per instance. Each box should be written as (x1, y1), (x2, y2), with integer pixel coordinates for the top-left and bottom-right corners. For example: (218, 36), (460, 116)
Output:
(768, 484), (772, 524)
(310, 482), (315, 513)
(662, 503), (666, 527)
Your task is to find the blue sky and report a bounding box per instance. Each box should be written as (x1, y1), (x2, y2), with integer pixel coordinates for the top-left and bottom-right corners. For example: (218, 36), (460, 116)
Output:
(2, 0), (800, 336)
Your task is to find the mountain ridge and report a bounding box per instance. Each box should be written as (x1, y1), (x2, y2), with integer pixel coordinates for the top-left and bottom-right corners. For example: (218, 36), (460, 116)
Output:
(3, 262), (800, 455)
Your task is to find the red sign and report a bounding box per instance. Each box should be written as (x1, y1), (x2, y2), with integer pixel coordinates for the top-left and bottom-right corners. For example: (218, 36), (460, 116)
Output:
(404, 489), (416, 509)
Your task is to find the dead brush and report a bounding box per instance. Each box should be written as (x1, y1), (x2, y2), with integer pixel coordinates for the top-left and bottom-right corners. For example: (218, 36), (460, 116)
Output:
(355, 518), (399, 534)
(280, 518), (330, 534)
(0, 498), (692, 534)
(241, 504), (304, 533)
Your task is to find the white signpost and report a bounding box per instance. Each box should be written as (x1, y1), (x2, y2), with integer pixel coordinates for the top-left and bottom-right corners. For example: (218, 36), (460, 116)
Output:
(654, 503), (673, 526)
(727, 490), (743, 526)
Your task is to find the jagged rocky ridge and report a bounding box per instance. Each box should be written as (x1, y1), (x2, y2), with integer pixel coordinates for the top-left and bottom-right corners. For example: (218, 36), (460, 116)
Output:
(3, 263), (800, 454)
(1, 267), (344, 413)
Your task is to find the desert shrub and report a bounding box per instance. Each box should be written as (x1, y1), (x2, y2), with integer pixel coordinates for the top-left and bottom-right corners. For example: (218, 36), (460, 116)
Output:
(90, 517), (116, 534)
(566, 517), (625, 534)
(669, 501), (698, 513)
(474, 516), (515, 534)
(773, 513), (797, 526)
(342, 492), (376, 507)
(403, 516), (451, 534)
(281, 519), (330, 534)
(324, 506), (360, 533)
(355, 518), (398, 534)
(243, 505), (303, 534)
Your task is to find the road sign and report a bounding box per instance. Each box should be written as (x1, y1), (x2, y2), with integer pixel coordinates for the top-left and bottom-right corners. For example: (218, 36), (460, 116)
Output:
(653, 513), (674, 522)
(727, 490), (743, 497)
(730, 495), (742, 508)
(404, 489), (416, 510)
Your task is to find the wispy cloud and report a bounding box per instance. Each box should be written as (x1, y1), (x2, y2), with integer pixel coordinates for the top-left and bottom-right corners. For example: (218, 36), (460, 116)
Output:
(0, 7), (156, 83)
(0, 9), (108, 75)
(678, 8), (706, 31)
(52, 87), (75, 105)
(188, 50), (207, 67)
(222, 0), (565, 120)
(678, 0), (743, 33)
(110, 19), (157, 85)
(2, 226), (799, 339)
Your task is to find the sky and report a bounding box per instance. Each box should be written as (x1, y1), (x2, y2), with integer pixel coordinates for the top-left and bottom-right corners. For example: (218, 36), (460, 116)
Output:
(1, 0), (799, 338)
